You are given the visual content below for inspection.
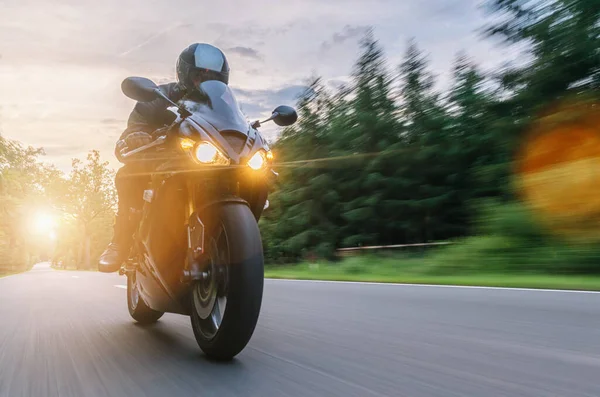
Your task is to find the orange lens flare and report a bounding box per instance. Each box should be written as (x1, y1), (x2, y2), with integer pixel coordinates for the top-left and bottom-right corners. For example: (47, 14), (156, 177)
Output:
(515, 97), (600, 241)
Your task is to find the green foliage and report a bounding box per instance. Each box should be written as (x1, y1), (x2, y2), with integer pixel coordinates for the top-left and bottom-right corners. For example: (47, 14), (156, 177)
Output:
(265, 259), (600, 291)
(426, 201), (600, 275)
(0, 135), (49, 272)
(49, 150), (116, 270)
(486, 0), (600, 104)
(262, 34), (503, 261)
(0, 132), (115, 271)
(2, 0), (598, 277)
(261, 0), (600, 271)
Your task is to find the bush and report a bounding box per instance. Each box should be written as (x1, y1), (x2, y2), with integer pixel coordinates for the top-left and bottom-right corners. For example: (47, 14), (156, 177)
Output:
(0, 244), (29, 274)
(342, 260), (368, 275)
(426, 200), (600, 275)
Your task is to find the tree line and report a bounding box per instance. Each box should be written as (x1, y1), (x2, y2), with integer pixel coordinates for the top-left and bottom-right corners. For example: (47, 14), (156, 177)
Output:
(1, 0), (598, 272)
(0, 141), (115, 273)
(260, 0), (600, 265)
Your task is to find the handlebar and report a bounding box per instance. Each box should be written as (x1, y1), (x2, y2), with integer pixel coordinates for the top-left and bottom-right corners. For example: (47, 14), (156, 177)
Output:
(119, 135), (168, 160)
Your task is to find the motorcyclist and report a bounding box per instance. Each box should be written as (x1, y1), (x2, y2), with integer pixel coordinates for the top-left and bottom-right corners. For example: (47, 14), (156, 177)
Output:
(98, 43), (230, 273)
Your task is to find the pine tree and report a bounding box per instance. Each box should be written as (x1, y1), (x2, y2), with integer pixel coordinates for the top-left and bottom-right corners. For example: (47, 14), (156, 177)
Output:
(444, 54), (501, 232)
(337, 30), (401, 247)
(261, 79), (339, 260)
(486, 0), (600, 109)
(396, 39), (452, 243)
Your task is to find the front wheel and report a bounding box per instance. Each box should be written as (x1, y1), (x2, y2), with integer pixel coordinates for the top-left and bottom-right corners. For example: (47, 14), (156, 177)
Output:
(190, 203), (264, 360)
(127, 270), (164, 324)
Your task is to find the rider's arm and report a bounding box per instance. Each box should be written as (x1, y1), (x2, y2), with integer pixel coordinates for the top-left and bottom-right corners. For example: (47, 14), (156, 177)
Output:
(116, 83), (186, 162)
(115, 108), (154, 161)
(119, 103), (162, 140)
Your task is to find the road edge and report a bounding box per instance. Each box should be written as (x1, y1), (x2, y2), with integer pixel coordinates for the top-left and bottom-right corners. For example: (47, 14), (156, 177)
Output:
(265, 278), (600, 294)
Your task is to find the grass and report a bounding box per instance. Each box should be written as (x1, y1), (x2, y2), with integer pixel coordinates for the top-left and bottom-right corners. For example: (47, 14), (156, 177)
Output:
(264, 255), (600, 291)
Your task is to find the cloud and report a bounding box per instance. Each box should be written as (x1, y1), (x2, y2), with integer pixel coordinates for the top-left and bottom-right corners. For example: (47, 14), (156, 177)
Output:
(233, 84), (309, 119)
(226, 46), (263, 61)
(232, 83), (316, 142)
(326, 77), (351, 90)
(100, 118), (125, 125)
(118, 22), (192, 57)
(237, 102), (270, 116)
(210, 22), (308, 43)
(234, 84), (308, 102)
(321, 25), (370, 51)
(40, 143), (86, 157)
(0, 0), (506, 170)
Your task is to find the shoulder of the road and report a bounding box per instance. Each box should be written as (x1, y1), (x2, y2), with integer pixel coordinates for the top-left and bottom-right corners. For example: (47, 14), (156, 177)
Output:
(5, 267), (599, 294)
(109, 277), (600, 294)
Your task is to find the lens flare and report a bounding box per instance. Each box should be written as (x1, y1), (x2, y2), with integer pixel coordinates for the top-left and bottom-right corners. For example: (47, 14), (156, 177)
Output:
(195, 142), (219, 163)
(34, 213), (56, 234)
(515, 97), (600, 241)
(248, 151), (266, 170)
(179, 138), (195, 150)
(29, 211), (58, 240)
(193, 142), (230, 165)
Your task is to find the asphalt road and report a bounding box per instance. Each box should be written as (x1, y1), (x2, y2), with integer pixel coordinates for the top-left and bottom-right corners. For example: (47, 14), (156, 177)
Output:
(1, 264), (600, 397)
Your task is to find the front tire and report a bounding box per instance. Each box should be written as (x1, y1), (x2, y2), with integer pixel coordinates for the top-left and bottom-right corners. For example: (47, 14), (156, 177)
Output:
(127, 270), (164, 324)
(190, 203), (264, 360)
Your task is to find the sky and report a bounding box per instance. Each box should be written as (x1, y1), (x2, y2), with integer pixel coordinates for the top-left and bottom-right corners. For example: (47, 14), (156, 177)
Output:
(0, 0), (514, 172)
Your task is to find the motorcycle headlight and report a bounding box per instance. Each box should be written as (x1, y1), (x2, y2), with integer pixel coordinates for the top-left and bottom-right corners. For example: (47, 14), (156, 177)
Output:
(194, 142), (230, 165)
(248, 150), (268, 170)
(179, 137), (196, 150)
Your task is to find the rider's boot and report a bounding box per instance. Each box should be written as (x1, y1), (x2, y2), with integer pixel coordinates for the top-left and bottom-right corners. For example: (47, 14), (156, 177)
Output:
(98, 213), (135, 273)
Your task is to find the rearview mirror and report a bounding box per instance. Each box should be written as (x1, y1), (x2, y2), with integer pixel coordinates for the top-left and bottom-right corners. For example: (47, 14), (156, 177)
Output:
(121, 77), (159, 102)
(272, 105), (298, 127)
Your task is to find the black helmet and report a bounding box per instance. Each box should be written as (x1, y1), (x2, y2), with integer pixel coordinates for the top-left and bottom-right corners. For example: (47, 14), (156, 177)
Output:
(176, 43), (230, 91)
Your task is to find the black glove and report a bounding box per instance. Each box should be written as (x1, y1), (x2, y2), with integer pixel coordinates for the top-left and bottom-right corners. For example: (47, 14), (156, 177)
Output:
(115, 131), (153, 163)
(124, 131), (153, 149)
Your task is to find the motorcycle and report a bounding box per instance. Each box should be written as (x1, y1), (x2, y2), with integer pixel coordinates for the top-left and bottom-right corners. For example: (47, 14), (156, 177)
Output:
(117, 76), (297, 360)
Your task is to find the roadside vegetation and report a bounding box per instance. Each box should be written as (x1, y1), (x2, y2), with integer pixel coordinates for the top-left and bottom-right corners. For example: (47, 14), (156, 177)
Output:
(0, 145), (115, 273)
(2, 0), (600, 289)
(266, 200), (600, 290)
(265, 262), (600, 291)
(260, 0), (600, 286)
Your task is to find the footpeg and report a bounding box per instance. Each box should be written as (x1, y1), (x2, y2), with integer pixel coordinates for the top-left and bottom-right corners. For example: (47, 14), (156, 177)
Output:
(120, 259), (137, 276)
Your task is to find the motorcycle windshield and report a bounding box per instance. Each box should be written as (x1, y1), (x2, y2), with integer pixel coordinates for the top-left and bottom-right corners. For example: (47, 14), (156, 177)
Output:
(188, 80), (249, 134)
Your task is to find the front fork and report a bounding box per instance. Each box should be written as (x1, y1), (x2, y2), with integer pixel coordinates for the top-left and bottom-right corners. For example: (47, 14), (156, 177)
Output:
(118, 206), (145, 277)
(182, 211), (206, 281)
(179, 169), (275, 282)
(182, 179), (207, 282)
(118, 259), (136, 276)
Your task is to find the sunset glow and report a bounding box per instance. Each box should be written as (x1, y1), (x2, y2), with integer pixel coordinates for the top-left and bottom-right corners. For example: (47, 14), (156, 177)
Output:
(29, 211), (58, 240)
(0, 0), (506, 172)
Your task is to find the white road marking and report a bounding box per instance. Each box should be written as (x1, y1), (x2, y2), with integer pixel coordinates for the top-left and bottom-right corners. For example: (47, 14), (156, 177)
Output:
(266, 278), (600, 294)
(114, 285), (127, 289)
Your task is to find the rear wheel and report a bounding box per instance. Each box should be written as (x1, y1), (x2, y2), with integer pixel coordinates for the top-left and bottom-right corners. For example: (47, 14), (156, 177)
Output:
(190, 203), (264, 360)
(127, 270), (164, 324)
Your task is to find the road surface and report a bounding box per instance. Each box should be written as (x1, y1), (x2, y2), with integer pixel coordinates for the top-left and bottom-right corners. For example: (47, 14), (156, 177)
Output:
(1, 263), (599, 396)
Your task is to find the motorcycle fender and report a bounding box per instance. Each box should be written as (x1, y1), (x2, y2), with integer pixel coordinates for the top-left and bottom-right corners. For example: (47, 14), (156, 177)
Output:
(196, 196), (250, 214)
(183, 197), (250, 282)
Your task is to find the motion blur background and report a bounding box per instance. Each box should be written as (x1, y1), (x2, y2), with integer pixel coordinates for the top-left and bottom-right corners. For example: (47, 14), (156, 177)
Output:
(1, 0), (599, 287)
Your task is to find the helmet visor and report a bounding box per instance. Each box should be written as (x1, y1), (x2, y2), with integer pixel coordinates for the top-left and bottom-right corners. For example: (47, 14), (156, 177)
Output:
(193, 43), (227, 73)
